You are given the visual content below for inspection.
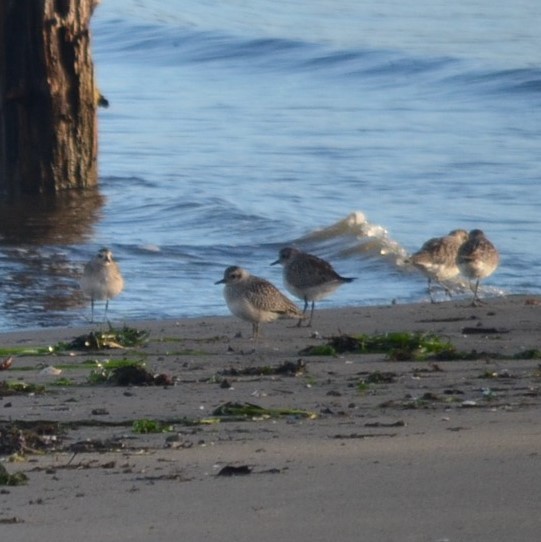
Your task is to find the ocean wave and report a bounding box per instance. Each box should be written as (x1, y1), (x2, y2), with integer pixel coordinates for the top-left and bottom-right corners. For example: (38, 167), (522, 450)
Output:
(94, 16), (541, 102)
(94, 18), (454, 82)
(442, 66), (541, 97)
(292, 211), (408, 266)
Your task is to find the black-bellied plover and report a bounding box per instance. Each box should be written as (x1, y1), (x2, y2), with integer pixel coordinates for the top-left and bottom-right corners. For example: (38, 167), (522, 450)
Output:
(457, 229), (500, 305)
(409, 229), (469, 302)
(215, 266), (304, 345)
(80, 248), (124, 322)
(271, 247), (355, 327)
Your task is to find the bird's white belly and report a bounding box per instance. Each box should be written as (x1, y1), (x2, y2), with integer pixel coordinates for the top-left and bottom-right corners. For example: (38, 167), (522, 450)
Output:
(226, 296), (278, 324)
(285, 280), (339, 302)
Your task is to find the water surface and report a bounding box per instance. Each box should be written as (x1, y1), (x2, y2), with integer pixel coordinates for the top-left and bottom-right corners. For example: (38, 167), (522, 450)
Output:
(0, 0), (539, 330)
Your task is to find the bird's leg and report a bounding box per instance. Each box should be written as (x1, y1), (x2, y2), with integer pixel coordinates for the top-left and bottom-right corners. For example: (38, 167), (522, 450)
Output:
(444, 285), (453, 299)
(428, 278), (436, 303)
(297, 298), (309, 327)
(307, 301), (316, 327)
(471, 279), (484, 306)
(250, 323), (259, 353)
(103, 299), (110, 325)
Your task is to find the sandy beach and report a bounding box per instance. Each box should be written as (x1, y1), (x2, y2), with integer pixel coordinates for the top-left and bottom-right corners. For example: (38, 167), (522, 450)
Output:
(1, 295), (540, 541)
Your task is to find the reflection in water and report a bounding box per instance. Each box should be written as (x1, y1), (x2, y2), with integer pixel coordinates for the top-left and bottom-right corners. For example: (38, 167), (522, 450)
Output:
(0, 189), (104, 244)
(0, 189), (104, 328)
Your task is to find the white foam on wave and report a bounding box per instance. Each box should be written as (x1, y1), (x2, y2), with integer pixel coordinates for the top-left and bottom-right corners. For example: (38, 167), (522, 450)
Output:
(294, 211), (409, 267)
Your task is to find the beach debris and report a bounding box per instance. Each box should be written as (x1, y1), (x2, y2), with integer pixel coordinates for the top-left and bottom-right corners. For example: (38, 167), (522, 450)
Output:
(88, 359), (172, 386)
(132, 419), (174, 434)
(364, 420), (406, 428)
(357, 371), (397, 393)
(91, 408), (110, 416)
(0, 517), (24, 524)
(209, 401), (317, 421)
(481, 387), (496, 400)
(300, 332), (537, 362)
(63, 325), (149, 351)
(0, 422), (62, 455)
(0, 345), (55, 356)
(0, 463), (28, 486)
(443, 388), (465, 396)
(360, 371), (397, 384)
(68, 438), (125, 454)
(39, 365), (62, 376)
(331, 432), (398, 440)
(461, 327), (509, 335)
(298, 344), (337, 356)
(164, 434), (194, 449)
(216, 465), (252, 477)
(0, 356), (13, 370)
(513, 349), (541, 360)
(134, 472), (190, 483)
(109, 365), (159, 386)
(0, 380), (45, 396)
(49, 377), (76, 387)
(412, 363), (444, 377)
(300, 332), (456, 361)
(218, 359), (307, 377)
(478, 369), (515, 379)
(380, 392), (449, 410)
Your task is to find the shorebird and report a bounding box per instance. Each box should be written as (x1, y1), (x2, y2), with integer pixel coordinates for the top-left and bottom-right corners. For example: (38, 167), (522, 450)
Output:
(271, 247), (355, 327)
(409, 229), (469, 302)
(215, 266), (304, 346)
(457, 229), (499, 305)
(80, 247), (124, 322)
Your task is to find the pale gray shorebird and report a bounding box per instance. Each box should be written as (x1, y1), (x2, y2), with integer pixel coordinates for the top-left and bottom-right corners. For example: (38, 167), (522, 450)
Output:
(215, 266), (304, 347)
(80, 248), (124, 322)
(457, 229), (500, 306)
(271, 247), (355, 327)
(409, 229), (469, 303)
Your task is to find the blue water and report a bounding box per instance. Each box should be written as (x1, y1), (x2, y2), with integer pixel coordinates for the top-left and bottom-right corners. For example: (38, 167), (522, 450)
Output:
(0, 0), (540, 330)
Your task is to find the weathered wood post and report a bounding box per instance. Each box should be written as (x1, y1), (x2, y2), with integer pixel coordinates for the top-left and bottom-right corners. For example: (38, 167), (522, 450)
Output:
(0, 0), (101, 197)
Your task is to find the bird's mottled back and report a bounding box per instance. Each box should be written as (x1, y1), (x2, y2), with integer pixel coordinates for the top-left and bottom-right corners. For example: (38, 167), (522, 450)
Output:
(457, 230), (499, 279)
(271, 246), (355, 326)
(457, 229), (499, 305)
(215, 266), (303, 341)
(409, 229), (468, 302)
(411, 229), (468, 279)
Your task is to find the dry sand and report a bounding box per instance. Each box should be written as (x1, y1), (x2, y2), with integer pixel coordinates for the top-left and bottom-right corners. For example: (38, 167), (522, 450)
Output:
(1, 295), (540, 541)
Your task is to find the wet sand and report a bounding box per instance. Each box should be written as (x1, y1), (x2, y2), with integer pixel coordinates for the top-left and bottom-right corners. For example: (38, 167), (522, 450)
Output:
(1, 295), (540, 541)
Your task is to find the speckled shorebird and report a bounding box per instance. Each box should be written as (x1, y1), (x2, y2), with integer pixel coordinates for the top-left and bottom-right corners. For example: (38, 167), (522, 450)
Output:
(409, 229), (469, 302)
(215, 266), (304, 345)
(457, 229), (500, 305)
(271, 247), (355, 327)
(80, 247), (124, 322)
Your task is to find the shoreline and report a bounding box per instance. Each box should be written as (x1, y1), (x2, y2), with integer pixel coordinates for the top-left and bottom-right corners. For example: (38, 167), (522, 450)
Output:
(0, 291), (536, 338)
(1, 295), (540, 541)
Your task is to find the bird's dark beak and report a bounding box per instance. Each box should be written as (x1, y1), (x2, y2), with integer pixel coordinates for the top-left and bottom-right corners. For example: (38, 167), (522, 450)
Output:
(270, 259), (280, 266)
(215, 279), (225, 285)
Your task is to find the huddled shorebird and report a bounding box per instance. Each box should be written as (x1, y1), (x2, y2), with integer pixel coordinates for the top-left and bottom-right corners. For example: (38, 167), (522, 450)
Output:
(271, 247), (355, 327)
(409, 229), (469, 302)
(457, 229), (500, 305)
(215, 265), (304, 347)
(80, 247), (124, 322)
